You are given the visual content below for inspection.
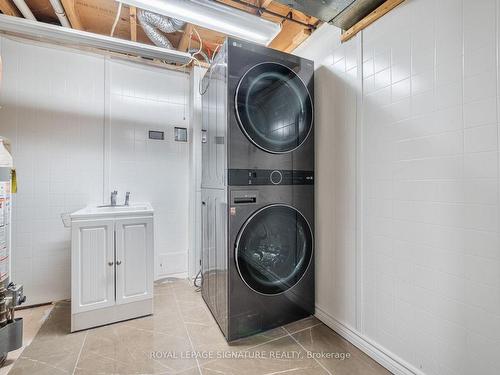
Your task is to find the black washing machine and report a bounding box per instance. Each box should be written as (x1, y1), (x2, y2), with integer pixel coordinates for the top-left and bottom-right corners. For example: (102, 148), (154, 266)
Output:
(227, 172), (314, 341)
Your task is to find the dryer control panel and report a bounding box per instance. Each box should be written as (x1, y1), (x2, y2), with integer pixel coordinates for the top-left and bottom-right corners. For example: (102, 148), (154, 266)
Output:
(228, 169), (314, 186)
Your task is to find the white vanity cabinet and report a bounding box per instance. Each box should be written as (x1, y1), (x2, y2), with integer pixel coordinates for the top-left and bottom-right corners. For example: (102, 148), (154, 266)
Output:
(69, 204), (154, 332)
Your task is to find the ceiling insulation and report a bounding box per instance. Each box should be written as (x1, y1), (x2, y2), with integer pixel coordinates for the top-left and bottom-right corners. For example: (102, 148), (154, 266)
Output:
(274, 0), (386, 30)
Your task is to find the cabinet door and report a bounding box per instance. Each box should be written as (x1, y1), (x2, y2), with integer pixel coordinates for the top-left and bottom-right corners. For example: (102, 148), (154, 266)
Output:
(115, 217), (154, 305)
(72, 220), (115, 314)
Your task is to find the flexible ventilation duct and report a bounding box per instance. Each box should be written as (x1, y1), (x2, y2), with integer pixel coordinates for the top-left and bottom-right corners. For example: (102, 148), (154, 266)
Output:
(137, 9), (185, 49)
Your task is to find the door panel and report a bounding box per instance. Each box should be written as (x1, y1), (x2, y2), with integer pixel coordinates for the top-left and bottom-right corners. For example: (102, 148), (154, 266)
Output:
(201, 48), (228, 189)
(72, 220), (115, 313)
(235, 62), (313, 154)
(201, 188), (228, 336)
(115, 217), (154, 305)
(235, 204), (313, 295)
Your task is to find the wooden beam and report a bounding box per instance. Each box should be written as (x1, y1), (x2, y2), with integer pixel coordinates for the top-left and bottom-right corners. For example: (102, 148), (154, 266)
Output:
(268, 18), (309, 52)
(178, 23), (193, 51)
(129, 6), (137, 42)
(283, 28), (311, 53)
(260, 0), (272, 8)
(0, 0), (21, 17)
(340, 0), (405, 42)
(60, 0), (83, 30)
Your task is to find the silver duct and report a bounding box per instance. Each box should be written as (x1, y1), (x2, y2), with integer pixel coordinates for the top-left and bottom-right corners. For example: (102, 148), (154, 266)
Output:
(137, 9), (185, 49)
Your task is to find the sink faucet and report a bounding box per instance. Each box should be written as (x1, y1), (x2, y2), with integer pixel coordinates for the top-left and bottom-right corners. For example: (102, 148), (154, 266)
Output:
(124, 192), (130, 206)
(110, 191), (118, 206)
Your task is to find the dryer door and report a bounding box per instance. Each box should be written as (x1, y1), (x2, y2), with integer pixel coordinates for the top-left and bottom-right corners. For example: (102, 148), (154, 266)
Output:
(235, 204), (313, 295)
(235, 62), (313, 154)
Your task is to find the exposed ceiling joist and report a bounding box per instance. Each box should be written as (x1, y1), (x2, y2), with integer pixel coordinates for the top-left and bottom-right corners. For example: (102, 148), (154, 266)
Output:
(178, 23), (193, 52)
(215, 0), (318, 52)
(260, 0), (272, 8)
(269, 18), (304, 52)
(129, 5), (136, 41)
(60, 0), (83, 29)
(340, 0), (404, 42)
(0, 0), (319, 62)
(284, 27), (310, 53)
(0, 0), (21, 17)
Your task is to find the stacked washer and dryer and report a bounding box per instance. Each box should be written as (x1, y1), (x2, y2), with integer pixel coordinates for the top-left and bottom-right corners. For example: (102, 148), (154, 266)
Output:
(201, 38), (314, 341)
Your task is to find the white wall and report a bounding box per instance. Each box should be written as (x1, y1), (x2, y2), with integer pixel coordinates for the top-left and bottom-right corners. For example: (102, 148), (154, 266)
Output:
(296, 0), (500, 374)
(296, 25), (360, 329)
(106, 60), (190, 277)
(0, 37), (191, 305)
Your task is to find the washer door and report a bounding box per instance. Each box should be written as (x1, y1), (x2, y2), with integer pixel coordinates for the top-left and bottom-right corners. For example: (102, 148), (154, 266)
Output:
(235, 204), (313, 295)
(235, 62), (313, 154)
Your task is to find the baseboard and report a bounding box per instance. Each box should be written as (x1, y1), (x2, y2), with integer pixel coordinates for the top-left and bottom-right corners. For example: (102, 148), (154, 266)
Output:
(155, 272), (188, 281)
(72, 299), (153, 332)
(315, 306), (425, 375)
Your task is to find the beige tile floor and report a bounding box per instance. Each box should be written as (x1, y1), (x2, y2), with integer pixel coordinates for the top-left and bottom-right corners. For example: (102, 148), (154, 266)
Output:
(7, 279), (391, 375)
(0, 303), (53, 375)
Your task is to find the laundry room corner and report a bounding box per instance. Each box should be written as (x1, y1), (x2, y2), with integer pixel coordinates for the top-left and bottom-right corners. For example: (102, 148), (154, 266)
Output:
(0, 1), (498, 375)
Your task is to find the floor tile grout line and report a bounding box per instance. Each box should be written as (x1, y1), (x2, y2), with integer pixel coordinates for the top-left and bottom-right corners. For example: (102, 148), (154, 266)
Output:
(286, 322), (324, 335)
(242, 322), (325, 352)
(199, 321), (325, 368)
(72, 330), (88, 375)
(284, 327), (334, 375)
(120, 323), (190, 340)
(15, 356), (72, 374)
(172, 281), (203, 375)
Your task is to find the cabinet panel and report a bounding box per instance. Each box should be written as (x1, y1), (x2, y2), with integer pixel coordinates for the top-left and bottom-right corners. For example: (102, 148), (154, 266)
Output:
(201, 188), (227, 335)
(72, 220), (115, 314)
(115, 217), (154, 305)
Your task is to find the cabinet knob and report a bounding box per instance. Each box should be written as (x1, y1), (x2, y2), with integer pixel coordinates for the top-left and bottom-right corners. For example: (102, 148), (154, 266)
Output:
(116, 260), (122, 265)
(108, 261), (114, 266)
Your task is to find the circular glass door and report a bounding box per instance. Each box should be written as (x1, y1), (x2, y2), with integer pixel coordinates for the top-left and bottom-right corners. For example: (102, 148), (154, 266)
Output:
(235, 204), (313, 295)
(235, 62), (313, 154)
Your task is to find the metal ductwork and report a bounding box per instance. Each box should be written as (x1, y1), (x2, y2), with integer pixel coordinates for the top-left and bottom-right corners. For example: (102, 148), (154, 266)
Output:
(137, 9), (185, 49)
(274, 0), (386, 30)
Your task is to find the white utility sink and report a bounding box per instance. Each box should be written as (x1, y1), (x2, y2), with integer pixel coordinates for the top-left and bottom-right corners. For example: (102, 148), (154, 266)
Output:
(69, 201), (154, 331)
(70, 202), (154, 220)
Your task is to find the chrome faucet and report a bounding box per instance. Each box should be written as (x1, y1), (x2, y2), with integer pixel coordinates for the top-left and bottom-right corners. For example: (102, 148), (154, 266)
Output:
(124, 192), (130, 206)
(110, 191), (118, 206)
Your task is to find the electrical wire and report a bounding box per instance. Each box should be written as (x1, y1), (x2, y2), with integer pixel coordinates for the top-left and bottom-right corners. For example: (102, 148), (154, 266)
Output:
(178, 26), (204, 69)
(191, 26), (203, 57)
(193, 268), (202, 290)
(212, 43), (221, 59)
(110, 2), (123, 37)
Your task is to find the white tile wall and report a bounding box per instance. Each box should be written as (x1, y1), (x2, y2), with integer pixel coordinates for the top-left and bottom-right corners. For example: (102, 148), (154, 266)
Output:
(0, 37), (191, 304)
(296, 25), (360, 329)
(0, 37), (105, 305)
(296, 0), (500, 374)
(107, 60), (190, 278)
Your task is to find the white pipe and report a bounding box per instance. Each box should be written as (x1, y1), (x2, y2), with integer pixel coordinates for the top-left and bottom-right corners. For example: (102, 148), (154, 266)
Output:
(0, 14), (192, 64)
(48, 0), (71, 28)
(11, 0), (36, 20)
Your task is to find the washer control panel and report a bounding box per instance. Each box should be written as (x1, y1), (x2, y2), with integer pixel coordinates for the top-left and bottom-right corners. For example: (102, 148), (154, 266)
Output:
(229, 169), (314, 186)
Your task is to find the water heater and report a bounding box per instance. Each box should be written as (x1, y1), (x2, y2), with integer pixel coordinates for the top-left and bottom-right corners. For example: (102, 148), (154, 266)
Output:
(0, 138), (25, 366)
